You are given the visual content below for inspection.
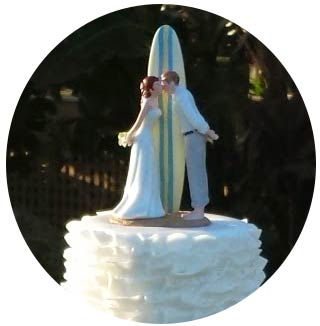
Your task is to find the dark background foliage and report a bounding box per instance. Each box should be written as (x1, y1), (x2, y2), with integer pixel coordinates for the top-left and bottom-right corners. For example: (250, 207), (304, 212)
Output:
(6, 5), (315, 283)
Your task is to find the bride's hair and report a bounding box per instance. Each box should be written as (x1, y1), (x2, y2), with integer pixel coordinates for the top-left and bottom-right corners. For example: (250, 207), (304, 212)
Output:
(140, 76), (159, 98)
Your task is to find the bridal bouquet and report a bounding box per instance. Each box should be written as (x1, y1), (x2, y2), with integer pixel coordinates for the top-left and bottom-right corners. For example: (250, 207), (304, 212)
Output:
(118, 132), (129, 147)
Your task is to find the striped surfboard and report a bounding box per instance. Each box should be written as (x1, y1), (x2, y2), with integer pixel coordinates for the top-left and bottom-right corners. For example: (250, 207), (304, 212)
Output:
(148, 25), (186, 213)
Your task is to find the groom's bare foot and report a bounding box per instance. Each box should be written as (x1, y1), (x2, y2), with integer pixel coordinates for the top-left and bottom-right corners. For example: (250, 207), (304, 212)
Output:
(182, 207), (205, 220)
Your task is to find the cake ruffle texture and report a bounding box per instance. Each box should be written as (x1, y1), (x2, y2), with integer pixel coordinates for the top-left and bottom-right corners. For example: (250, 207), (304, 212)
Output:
(61, 213), (267, 323)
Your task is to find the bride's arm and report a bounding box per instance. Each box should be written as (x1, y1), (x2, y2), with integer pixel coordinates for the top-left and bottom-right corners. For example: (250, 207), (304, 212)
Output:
(126, 99), (149, 145)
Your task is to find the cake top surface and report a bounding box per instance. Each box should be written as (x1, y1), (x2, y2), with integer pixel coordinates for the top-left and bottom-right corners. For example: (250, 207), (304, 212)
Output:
(65, 213), (261, 241)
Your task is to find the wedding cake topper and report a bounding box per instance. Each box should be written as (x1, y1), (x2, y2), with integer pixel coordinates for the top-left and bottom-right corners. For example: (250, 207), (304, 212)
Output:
(97, 25), (219, 226)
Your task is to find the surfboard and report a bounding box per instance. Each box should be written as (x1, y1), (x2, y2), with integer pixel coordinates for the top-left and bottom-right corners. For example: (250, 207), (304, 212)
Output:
(147, 25), (186, 214)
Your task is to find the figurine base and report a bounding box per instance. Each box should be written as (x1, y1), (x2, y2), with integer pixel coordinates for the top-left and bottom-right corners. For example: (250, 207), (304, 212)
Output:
(109, 211), (211, 228)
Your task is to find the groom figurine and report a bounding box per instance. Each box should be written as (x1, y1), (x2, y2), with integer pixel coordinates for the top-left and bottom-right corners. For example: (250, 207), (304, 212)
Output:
(161, 70), (219, 220)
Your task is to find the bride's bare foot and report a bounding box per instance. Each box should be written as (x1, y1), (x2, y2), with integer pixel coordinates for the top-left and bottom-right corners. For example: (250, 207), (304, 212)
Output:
(182, 207), (205, 220)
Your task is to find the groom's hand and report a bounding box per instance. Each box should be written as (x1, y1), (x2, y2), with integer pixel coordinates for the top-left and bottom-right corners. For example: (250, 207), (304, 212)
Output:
(206, 129), (219, 141)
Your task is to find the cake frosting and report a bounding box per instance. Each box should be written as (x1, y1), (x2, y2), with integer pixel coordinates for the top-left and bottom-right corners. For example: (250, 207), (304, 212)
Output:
(61, 213), (267, 323)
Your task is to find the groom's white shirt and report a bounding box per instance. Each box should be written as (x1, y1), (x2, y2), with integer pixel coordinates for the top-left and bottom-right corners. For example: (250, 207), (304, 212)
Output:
(173, 85), (210, 135)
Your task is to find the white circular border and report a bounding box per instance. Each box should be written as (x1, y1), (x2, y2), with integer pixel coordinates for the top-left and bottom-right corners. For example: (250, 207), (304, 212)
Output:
(1, 1), (319, 325)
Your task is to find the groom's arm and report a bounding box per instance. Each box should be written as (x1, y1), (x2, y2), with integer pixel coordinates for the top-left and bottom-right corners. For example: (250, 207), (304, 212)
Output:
(175, 91), (210, 134)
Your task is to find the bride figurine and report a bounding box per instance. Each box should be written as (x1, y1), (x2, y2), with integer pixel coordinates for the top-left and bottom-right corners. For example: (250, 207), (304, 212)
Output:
(97, 76), (166, 220)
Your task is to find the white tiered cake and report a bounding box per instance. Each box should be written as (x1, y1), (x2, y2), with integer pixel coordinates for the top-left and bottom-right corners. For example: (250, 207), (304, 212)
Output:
(61, 213), (267, 323)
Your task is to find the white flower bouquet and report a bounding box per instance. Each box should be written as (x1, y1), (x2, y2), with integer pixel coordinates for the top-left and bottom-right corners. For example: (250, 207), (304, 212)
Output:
(118, 132), (129, 147)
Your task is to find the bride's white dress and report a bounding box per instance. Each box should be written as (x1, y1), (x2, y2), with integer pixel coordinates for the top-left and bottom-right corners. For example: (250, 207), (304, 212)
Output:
(97, 107), (165, 219)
